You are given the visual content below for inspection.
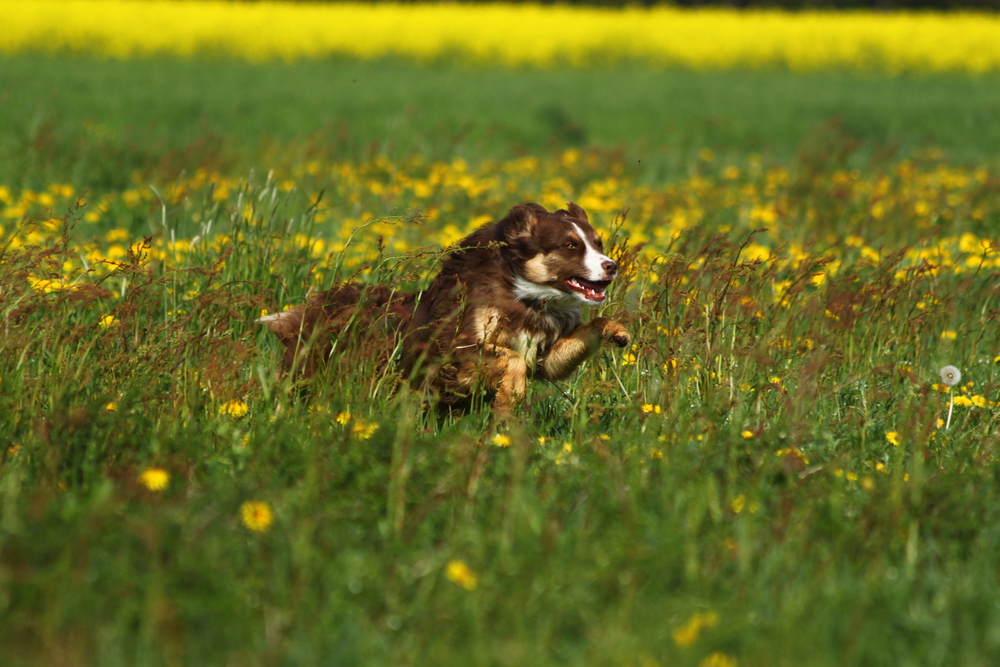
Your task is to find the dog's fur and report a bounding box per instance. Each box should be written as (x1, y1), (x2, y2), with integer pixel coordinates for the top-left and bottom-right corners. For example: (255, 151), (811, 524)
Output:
(260, 202), (630, 412)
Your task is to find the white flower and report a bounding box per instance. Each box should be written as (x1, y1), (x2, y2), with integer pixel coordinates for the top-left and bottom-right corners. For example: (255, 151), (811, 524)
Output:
(939, 365), (962, 387)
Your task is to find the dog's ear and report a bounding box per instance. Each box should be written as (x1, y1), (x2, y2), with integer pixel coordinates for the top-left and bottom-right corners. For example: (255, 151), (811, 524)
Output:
(564, 202), (588, 223)
(496, 203), (544, 243)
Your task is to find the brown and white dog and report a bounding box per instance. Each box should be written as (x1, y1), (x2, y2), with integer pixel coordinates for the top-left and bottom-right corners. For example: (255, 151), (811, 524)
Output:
(260, 202), (630, 412)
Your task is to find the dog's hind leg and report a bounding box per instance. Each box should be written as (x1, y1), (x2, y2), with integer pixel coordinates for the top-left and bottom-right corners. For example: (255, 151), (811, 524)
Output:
(538, 317), (631, 381)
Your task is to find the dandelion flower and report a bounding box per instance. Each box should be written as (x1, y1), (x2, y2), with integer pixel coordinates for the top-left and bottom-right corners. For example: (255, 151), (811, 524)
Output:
(139, 467), (169, 491)
(672, 610), (719, 647)
(99, 314), (117, 328)
(741, 430), (754, 439)
(240, 501), (273, 532)
(446, 559), (478, 591)
(885, 431), (900, 446)
(105, 402), (117, 412)
(731, 494), (746, 514)
(641, 403), (662, 414)
(219, 399), (249, 417)
(941, 330), (958, 340)
(352, 420), (378, 439)
(335, 411), (351, 425)
(699, 653), (737, 667)
(492, 434), (511, 447)
(953, 396), (973, 407)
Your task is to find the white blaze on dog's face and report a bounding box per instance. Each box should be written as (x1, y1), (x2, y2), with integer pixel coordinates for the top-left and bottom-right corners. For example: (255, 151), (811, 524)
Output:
(499, 203), (618, 306)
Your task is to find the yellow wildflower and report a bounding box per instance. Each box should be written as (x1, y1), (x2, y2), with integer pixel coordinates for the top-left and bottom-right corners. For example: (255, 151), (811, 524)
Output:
(445, 559), (478, 591)
(699, 653), (737, 667)
(740, 430), (754, 439)
(352, 420), (379, 439)
(953, 396), (973, 407)
(139, 467), (169, 491)
(219, 399), (249, 417)
(672, 610), (719, 647)
(492, 434), (512, 447)
(641, 403), (662, 414)
(99, 314), (117, 328)
(886, 431), (900, 446)
(731, 494), (746, 514)
(335, 411), (351, 424)
(240, 501), (273, 532)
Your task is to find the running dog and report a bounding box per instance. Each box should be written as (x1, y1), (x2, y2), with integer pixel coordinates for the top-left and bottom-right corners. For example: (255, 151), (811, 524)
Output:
(260, 202), (631, 412)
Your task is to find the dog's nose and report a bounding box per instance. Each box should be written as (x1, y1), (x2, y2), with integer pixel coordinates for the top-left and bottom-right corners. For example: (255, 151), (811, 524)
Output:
(602, 259), (618, 276)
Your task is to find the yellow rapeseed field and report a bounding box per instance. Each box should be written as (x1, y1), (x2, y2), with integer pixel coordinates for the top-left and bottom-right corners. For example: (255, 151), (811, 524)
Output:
(2, 0), (1000, 72)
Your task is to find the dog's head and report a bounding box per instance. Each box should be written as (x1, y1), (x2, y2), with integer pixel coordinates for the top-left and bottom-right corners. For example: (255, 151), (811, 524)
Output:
(496, 203), (618, 305)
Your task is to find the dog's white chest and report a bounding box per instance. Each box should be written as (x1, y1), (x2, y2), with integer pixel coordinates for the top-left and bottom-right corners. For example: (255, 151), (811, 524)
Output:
(509, 330), (550, 371)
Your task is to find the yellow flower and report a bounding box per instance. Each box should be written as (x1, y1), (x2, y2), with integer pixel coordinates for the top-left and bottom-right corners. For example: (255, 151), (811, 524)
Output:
(621, 353), (637, 366)
(492, 434), (512, 447)
(886, 431), (900, 446)
(219, 399), (249, 417)
(99, 314), (117, 328)
(699, 653), (737, 667)
(241, 501), (273, 532)
(139, 467), (169, 491)
(335, 411), (351, 425)
(352, 420), (378, 439)
(105, 402), (117, 412)
(641, 403), (662, 414)
(740, 430), (754, 439)
(731, 494), (746, 514)
(941, 330), (958, 340)
(953, 396), (973, 407)
(672, 610), (719, 647)
(445, 559), (478, 591)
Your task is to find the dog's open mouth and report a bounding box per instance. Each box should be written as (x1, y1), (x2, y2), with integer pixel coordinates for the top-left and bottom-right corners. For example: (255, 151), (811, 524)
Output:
(565, 277), (611, 302)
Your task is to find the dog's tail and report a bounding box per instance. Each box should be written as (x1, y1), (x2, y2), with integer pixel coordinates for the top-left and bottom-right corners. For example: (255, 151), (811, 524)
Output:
(259, 284), (415, 377)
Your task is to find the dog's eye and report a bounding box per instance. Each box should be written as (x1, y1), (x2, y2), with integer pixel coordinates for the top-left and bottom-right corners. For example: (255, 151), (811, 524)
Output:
(565, 241), (577, 250)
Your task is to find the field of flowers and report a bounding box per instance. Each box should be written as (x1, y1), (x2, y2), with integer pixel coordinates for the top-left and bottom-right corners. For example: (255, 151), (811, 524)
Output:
(5, 1), (1000, 664)
(3, 0), (1000, 72)
(4, 143), (1000, 664)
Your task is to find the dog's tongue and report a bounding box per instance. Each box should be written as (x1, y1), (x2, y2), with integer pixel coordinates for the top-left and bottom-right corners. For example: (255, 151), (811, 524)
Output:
(567, 277), (608, 302)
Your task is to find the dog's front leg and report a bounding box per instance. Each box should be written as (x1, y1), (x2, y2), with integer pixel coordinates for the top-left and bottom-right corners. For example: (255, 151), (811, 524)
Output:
(479, 344), (528, 413)
(537, 318), (631, 381)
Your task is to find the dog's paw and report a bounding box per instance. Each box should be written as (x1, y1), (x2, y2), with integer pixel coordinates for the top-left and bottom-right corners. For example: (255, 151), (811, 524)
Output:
(597, 319), (631, 348)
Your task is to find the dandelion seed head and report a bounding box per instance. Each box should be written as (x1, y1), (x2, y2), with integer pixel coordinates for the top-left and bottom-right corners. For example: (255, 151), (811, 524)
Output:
(939, 365), (961, 387)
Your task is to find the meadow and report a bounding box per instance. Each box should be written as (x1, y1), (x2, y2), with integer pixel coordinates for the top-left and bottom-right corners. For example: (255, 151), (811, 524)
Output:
(4, 3), (1000, 666)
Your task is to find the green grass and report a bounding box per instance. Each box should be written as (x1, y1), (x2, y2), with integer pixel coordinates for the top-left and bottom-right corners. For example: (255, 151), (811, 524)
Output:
(4, 55), (1000, 666)
(3, 55), (1000, 191)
